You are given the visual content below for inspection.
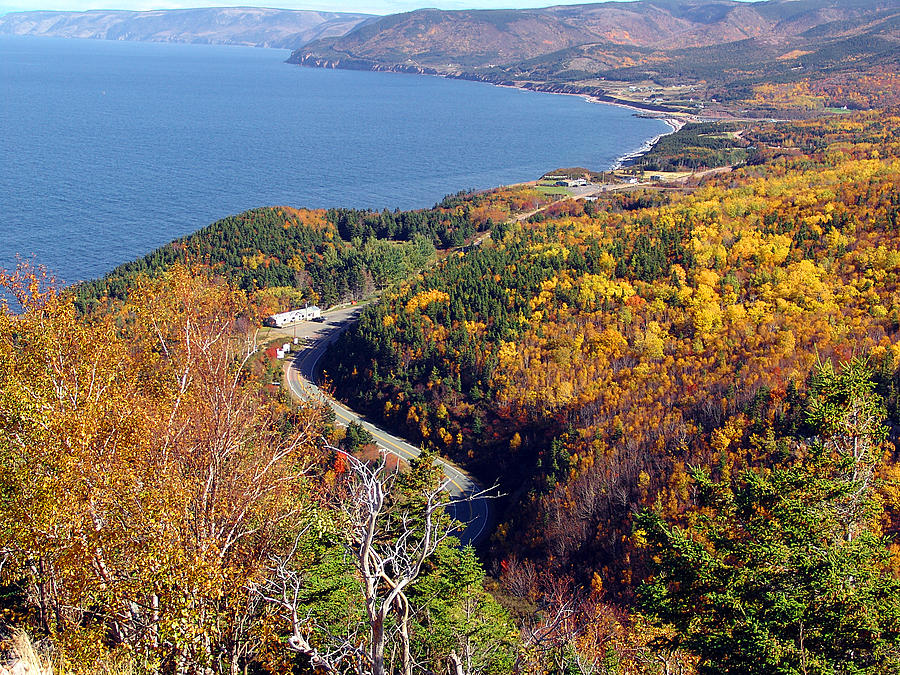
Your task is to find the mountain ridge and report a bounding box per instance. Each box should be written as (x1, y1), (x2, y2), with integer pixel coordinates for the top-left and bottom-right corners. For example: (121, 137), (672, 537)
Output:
(0, 6), (375, 49)
(291, 0), (900, 112)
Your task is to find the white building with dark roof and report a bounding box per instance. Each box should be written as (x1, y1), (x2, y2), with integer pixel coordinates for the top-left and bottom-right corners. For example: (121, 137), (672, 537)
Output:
(264, 306), (321, 327)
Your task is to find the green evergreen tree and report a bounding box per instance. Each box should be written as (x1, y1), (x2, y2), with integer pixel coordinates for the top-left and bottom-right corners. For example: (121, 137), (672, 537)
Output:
(637, 359), (900, 674)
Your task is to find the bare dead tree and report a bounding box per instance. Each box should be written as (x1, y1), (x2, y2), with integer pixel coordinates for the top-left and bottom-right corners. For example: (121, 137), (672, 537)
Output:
(259, 529), (364, 674)
(513, 596), (577, 675)
(259, 448), (466, 675)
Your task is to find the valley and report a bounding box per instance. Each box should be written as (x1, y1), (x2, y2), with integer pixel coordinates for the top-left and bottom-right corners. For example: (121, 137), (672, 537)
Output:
(3, 2), (900, 672)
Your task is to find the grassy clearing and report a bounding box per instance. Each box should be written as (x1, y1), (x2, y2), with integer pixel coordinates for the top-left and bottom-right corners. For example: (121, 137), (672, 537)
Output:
(535, 185), (572, 196)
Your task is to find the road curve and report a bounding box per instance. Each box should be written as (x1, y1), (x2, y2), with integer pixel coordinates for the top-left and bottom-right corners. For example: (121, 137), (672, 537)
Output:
(281, 309), (493, 547)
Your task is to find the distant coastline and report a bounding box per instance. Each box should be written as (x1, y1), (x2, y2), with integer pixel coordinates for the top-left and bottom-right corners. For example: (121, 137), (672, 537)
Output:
(290, 53), (687, 113)
(0, 7), (375, 50)
(611, 117), (685, 170)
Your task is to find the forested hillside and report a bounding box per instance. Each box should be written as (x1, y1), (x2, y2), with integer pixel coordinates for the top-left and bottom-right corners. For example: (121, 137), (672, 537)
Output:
(322, 110), (900, 669)
(5, 94), (900, 675)
(0, 266), (516, 674)
(74, 188), (541, 314)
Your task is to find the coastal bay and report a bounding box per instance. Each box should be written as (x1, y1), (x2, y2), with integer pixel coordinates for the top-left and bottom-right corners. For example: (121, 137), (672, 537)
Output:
(0, 35), (668, 285)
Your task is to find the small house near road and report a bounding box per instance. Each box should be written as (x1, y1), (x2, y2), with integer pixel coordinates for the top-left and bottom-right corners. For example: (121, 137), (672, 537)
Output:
(264, 306), (322, 328)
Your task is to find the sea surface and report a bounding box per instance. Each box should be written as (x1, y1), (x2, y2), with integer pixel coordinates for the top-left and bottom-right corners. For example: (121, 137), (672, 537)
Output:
(0, 36), (669, 285)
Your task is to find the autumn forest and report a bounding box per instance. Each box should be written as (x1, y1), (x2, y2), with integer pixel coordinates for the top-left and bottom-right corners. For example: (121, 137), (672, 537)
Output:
(4, 79), (900, 675)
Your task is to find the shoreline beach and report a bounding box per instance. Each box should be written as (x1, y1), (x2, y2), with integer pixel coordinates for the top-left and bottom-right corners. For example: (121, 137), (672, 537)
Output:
(488, 79), (689, 171)
(611, 117), (685, 170)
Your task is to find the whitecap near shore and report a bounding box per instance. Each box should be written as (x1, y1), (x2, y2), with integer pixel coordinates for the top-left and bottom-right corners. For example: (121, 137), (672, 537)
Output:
(611, 117), (685, 170)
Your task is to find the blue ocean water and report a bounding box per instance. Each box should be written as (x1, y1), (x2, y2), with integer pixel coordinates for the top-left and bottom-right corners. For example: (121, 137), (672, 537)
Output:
(0, 36), (668, 285)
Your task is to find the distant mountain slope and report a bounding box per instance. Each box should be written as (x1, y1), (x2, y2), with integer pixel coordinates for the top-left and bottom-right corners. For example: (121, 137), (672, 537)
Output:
(291, 0), (900, 110)
(0, 7), (375, 49)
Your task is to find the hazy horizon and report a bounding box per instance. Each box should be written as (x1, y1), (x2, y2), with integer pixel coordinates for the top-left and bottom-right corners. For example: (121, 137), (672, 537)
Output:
(0, 0), (764, 19)
(0, 1), (617, 16)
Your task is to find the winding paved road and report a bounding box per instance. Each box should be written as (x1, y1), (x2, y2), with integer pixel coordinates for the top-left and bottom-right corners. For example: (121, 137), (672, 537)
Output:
(280, 307), (493, 547)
